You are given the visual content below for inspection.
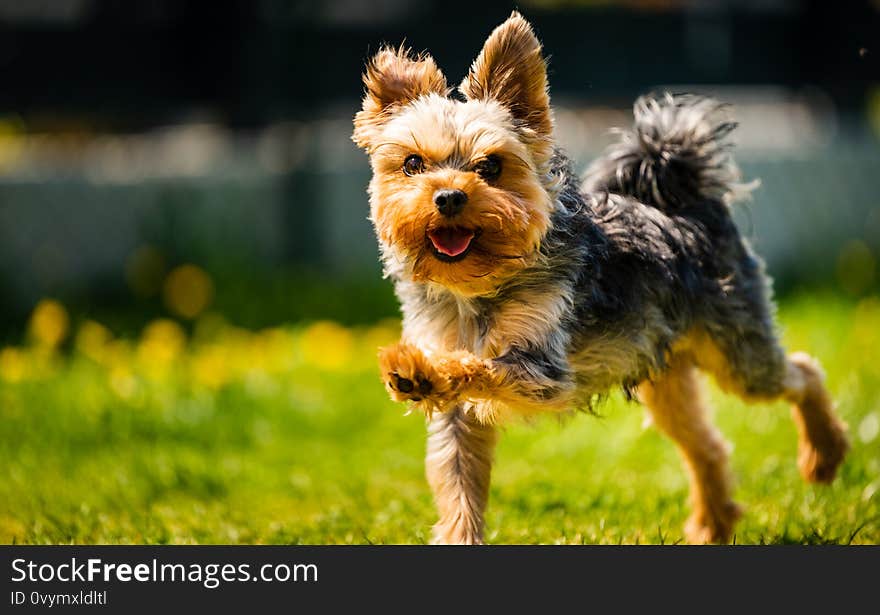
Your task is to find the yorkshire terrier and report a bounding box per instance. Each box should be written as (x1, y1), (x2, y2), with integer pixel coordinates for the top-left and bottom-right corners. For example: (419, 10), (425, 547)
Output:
(352, 12), (849, 544)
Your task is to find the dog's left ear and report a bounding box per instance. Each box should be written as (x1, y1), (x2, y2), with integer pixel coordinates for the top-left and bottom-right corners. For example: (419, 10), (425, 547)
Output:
(460, 12), (552, 141)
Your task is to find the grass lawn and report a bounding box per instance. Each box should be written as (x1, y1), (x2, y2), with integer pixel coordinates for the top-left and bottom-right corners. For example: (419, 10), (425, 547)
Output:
(1, 293), (878, 545)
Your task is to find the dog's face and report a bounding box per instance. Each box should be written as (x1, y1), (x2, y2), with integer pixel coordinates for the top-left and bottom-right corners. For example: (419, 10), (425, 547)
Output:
(353, 13), (556, 297)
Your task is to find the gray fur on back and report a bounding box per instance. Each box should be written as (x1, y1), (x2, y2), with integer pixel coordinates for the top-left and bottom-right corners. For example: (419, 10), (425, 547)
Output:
(582, 93), (757, 209)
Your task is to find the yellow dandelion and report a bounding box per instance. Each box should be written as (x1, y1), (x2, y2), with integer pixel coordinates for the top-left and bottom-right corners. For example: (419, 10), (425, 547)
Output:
(192, 345), (231, 390)
(0, 347), (26, 382)
(75, 320), (113, 363)
(252, 327), (295, 373)
(137, 319), (186, 377)
(97, 339), (133, 370)
(163, 264), (214, 319)
(28, 299), (69, 348)
(300, 320), (354, 370)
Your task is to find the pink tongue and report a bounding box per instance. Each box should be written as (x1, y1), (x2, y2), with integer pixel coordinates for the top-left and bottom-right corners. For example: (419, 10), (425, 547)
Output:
(429, 228), (475, 257)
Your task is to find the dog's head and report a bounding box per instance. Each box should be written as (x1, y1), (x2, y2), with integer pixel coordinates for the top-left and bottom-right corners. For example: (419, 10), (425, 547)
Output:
(352, 12), (555, 297)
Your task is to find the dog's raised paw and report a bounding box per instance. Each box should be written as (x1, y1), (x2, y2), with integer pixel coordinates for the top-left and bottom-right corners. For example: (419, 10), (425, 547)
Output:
(388, 372), (433, 400)
(379, 343), (455, 412)
(392, 373), (414, 393)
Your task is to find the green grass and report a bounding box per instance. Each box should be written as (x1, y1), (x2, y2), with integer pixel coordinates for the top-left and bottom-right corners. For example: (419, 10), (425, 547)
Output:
(1, 293), (879, 544)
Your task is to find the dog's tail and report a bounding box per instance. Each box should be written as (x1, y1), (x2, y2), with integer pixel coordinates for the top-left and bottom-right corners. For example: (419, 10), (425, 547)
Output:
(581, 93), (757, 210)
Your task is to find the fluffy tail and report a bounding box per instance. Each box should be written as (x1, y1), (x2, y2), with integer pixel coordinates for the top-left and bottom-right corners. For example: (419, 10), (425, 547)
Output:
(582, 93), (756, 210)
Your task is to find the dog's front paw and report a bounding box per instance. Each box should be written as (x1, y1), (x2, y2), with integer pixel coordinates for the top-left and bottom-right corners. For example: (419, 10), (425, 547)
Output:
(388, 370), (434, 400)
(379, 343), (457, 414)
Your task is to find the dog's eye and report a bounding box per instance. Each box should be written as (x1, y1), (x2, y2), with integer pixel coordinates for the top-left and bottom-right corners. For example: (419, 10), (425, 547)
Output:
(474, 155), (502, 181)
(403, 155), (424, 176)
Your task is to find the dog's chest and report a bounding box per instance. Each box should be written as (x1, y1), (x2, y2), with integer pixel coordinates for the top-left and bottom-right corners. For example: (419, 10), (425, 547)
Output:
(403, 294), (489, 356)
(403, 283), (572, 360)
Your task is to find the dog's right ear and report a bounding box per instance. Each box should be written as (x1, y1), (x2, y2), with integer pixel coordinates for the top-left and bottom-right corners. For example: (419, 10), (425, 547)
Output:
(352, 46), (448, 151)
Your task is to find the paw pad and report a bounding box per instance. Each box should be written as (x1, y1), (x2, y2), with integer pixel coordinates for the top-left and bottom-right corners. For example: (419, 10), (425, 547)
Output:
(418, 378), (432, 395)
(394, 374), (414, 393)
(389, 373), (433, 401)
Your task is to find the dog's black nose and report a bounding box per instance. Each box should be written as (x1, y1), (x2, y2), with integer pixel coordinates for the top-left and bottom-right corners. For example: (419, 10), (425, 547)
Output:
(433, 189), (468, 217)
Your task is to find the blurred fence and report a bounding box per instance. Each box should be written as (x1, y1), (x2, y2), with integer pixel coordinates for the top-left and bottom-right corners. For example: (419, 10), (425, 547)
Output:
(1, 90), (878, 331)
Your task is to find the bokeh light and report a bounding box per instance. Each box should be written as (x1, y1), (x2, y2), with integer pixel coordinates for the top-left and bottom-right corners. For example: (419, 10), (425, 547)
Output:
(0, 347), (26, 382)
(138, 319), (186, 373)
(27, 299), (69, 349)
(163, 264), (215, 320)
(74, 320), (113, 363)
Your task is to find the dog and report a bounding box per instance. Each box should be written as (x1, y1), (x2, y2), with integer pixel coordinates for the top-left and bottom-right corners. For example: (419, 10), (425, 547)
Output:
(351, 12), (849, 544)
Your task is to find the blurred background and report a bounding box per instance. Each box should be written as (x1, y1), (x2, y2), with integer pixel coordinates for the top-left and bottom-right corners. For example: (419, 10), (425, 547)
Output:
(2, 1), (880, 545)
(0, 0), (878, 339)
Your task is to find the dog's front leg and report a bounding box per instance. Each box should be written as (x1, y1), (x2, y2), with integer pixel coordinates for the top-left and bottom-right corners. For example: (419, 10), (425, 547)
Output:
(426, 405), (497, 544)
(381, 342), (571, 544)
(379, 342), (574, 422)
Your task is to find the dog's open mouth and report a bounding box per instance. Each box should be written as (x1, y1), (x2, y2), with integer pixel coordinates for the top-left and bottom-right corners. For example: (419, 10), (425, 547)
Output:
(427, 227), (477, 262)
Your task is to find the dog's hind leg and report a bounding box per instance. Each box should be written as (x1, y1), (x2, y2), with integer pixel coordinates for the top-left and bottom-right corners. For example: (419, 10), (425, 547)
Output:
(781, 353), (849, 482)
(691, 327), (850, 485)
(425, 404), (497, 544)
(638, 353), (742, 544)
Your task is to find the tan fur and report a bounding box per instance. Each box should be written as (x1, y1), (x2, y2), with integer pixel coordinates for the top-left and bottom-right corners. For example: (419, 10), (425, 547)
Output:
(352, 46), (449, 150)
(680, 330), (849, 483)
(379, 342), (572, 423)
(480, 281), (572, 357)
(352, 15), (556, 298)
(634, 330), (849, 543)
(426, 407), (497, 544)
(677, 328), (769, 402)
(363, 95), (553, 297)
(638, 352), (742, 544)
(782, 353), (850, 483)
